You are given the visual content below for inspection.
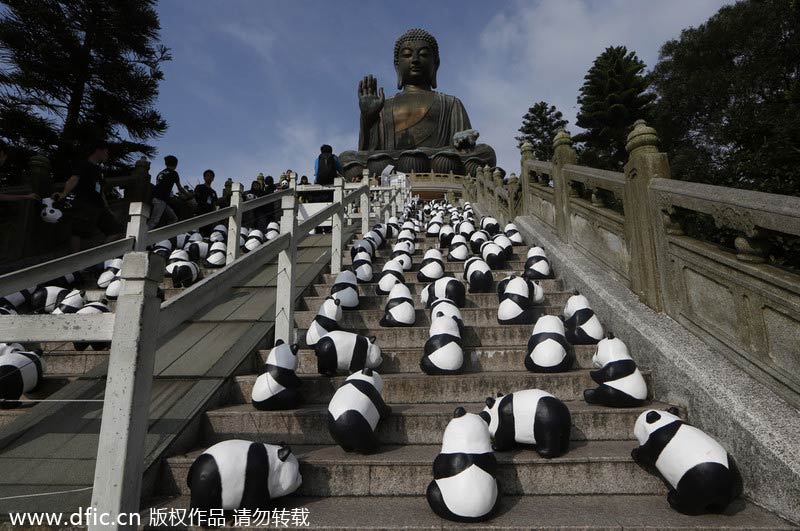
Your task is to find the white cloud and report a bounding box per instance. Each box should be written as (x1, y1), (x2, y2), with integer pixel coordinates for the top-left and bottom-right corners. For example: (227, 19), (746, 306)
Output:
(218, 21), (279, 65)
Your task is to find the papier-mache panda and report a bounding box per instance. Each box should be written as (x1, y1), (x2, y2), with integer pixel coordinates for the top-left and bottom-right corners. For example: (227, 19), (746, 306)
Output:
(632, 408), (742, 515)
(479, 389), (571, 457)
(380, 283), (416, 327)
(29, 286), (81, 314)
(152, 239), (173, 258)
(420, 314), (463, 375)
(365, 228), (385, 250)
(73, 300), (112, 351)
(327, 368), (391, 454)
(251, 340), (302, 410)
(447, 235), (470, 262)
(386, 216), (400, 238)
(204, 242), (227, 268)
(244, 229), (265, 253)
(492, 234), (514, 259)
(417, 248), (445, 282)
(51, 289), (86, 314)
(584, 333), (648, 407)
(97, 258), (123, 289)
(524, 246), (553, 280)
(438, 225), (455, 248)
(391, 241), (413, 272)
(0, 287), (36, 314)
(187, 439), (302, 510)
(265, 222), (280, 241)
(306, 296), (343, 347)
(171, 260), (201, 288)
(525, 315), (574, 373)
(497, 275), (538, 325)
(480, 216), (500, 236)
(314, 330), (382, 376)
(185, 240), (210, 262)
(330, 270), (359, 310)
(426, 216), (443, 237)
(397, 229), (417, 253)
(456, 220), (476, 239)
(376, 259), (405, 296)
(563, 291), (604, 344)
(209, 225), (227, 242)
(350, 239), (376, 260)
(421, 277), (466, 308)
(165, 249), (190, 277)
(504, 223), (524, 245)
(430, 298), (464, 331)
(469, 230), (489, 254)
(426, 407), (499, 523)
(463, 257), (493, 293)
(352, 250), (373, 283)
(480, 241), (506, 270)
(0, 343), (44, 406)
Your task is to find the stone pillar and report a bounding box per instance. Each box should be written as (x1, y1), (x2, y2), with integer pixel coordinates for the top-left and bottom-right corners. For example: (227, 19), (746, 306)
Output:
(331, 177), (344, 275)
(520, 142), (534, 215)
(623, 120), (671, 312)
(274, 178), (298, 343)
(27, 153), (51, 197)
(225, 183), (243, 265)
(552, 129), (577, 242)
(361, 170), (370, 236)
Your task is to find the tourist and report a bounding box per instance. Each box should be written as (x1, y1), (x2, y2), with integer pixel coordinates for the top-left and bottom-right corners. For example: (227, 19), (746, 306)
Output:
(193, 169), (218, 236)
(52, 139), (124, 253)
(300, 175), (309, 185)
(247, 179), (269, 230)
(314, 144), (343, 186)
(147, 155), (182, 229)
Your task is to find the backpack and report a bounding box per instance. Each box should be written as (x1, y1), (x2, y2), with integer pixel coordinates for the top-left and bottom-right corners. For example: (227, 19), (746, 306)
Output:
(316, 153), (337, 185)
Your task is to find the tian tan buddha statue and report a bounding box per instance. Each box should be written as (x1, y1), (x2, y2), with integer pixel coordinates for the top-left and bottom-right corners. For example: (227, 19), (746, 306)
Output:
(339, 28), (496, 178)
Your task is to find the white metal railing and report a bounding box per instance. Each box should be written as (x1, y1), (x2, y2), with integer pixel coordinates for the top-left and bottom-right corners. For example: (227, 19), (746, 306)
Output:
(0, 168), (410, 531)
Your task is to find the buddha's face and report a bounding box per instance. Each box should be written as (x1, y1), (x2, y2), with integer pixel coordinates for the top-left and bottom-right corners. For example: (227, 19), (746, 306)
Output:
(396, 40), (438, 90)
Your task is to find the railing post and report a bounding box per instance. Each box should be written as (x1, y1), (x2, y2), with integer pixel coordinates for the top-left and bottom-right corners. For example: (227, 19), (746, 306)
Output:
(127, 202), (152, 252)
(226, 182), (243, 265)
(274, 179), (298, 343)
(390, 184), (398, 218)
(361, 170), (370, 235)
(27, 153), (52, 198)
(520, 141), (534, 215)
(552, 129), (577, 242)
(331, 177), (344, 275)
(89, 252), (164, 531)
(624, 120), (671, 312)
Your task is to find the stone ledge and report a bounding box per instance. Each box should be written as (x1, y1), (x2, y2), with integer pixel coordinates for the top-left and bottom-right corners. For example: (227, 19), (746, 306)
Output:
(515, 215), (800, 525)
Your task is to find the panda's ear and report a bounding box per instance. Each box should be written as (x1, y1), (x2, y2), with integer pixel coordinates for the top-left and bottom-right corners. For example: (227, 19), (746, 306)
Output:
(645, 411), (661, 424)
(573, 289), (580, 296)
(277, 445), (292, 462)
(606, 331), (615, 340)
(334, 298), (341, 306)
(362, 367), (373, 376)
(453, 406), (466, 418)
(368, 335), (377, 343)
(485, 397), (495, 408)
(275, 339), (285, 347)
(667, 406), (680, 417)
(290, 344), (300, 355)
(435, 312), (444, 318)
(496, 392), (504, 397)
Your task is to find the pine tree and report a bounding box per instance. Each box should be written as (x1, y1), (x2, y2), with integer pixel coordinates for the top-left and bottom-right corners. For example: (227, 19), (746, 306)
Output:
(574, 46), (654, 170)
(515, 101), (568, 160)
(0, 0), (171, 176)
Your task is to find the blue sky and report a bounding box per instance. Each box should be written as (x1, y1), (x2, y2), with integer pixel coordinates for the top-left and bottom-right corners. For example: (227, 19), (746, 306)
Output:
(153, 0), (730, 190)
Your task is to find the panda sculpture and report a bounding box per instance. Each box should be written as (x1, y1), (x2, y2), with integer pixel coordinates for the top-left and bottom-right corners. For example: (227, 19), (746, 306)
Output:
(480, 216), (500, 236)
(364, 229), (385, 251)
(28, 286), (75, 314)
(492, 234), (514, 259)
(464, 257), (493, 293)
(204, 242), (227, 268)
(497, 275), (544, 305)
(480, 241), (506, 270)
(421, 314), (463, 375)
(480, 389), (571, 457)
(0, 288), (36, 314)
(584, 333), (648, 407)
(187, 439), (302, 510)
(314, 330), (382, 376)
(73, 300), (112, 351)
(244, 229), (265, 253)
(421, 277), (466, 308)
(426, 407), (499, 523)
(350, 239), (376, 260)
(632, 408), (742, 515)
(497, 276), (538, 325)
(447, 235), (470, 262)
(97, 258), (123, 289)
(305, 296), (343, 347)
(0, 344), (44, 406)
(438, 225), (455, 248)
(209, 225), (227, 242)
(165, 249), (190, 277)
(397, 229), (417, 253)
(524, 247), (553, 280)
(391, 242), (413, 272)
(504, 223), (524, 245)
(171, 260), (201, 288)
(417, 248), (445, 283)
(265, 222), (280, 241)
(51, 289), (86, 315)
(426, 217), (443, 238)
(563, 291), (604, 345)
(185, 240), (210, 262)
(386, 216), (400, 238)
(376, 259), (405, 296)
(456, 220), (475, 238)
(352, 250), (373, 283)
(327, 368), (391, 454)
(330, 270), (359, 310)
(469, 230), (489, 254)
(380, 283), (415, 327)
(152, 239), (173, 258)
(430, 298), (463, 331)
(525, 315), (574, 373)
(251, 340), (302, 410)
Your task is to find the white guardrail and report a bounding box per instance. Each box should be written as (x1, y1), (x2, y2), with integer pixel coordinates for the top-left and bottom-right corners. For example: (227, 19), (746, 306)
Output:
(0, 171), (409, 531)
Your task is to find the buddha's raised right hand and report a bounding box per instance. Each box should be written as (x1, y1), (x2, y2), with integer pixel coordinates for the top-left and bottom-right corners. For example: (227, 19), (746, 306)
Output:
(358, 74), (385, 121)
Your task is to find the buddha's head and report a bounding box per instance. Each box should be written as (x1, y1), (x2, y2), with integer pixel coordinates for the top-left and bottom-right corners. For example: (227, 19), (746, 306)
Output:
(394, 28), (440, 91)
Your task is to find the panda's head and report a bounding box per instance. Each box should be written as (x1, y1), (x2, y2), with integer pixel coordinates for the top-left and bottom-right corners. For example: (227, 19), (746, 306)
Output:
(382, 259), (403, 274)
(634, 407), (682, 445)
(365, 336), (382, 368)
(0, 343), (24, 356)
(592, 333), (632, 367)
(563, 292), (591, 320)
(40, 198), (63, 224)
(267, 339), (300, 370)
(527, 246), (546, 259)
(346, 367), (384, 393)
(388, 282), (412, 301)
(268, 442), (302, 497)
(430, 313), (461, 338)
(169, 249), (190, 263)
(532, 315), (565, 336)
(423, 248), (443, 262)
(441, 407), (492, 454)
(430, 298), (461, 321)
(478, 392), (505, 435)
(354, 250), (372, 264)
(334, 270), (357, 286)
(319, 296), (343, 322)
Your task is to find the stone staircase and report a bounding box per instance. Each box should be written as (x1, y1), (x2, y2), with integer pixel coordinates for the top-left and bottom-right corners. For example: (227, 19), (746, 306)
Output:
(143, 231), (795, 530)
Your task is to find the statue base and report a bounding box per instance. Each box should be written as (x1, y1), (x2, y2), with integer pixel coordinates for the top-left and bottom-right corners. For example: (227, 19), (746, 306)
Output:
(339, 144), (496, 180)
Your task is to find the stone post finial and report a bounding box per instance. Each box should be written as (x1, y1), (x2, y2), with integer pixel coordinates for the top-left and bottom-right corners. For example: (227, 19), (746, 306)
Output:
(520, 141), (534, 158)
(626, 120), (659, 154)
(492, 168), (503, 181)
(553, 129), (572, 150)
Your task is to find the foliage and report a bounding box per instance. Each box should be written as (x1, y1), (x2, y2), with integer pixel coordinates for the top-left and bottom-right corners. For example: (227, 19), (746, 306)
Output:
(515, 101), (568, 160)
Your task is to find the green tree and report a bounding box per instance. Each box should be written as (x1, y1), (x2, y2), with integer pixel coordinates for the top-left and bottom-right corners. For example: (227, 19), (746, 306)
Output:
(574, 46), (654, 170)
(516, 101), (568, 160)
(651, 0), (800, 196)
(0, 0), (171, 177)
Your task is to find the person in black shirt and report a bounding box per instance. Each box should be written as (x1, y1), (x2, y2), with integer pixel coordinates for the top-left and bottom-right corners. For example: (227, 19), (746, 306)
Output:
(147, 155), (182, 229)
(194, 169), (218, 215)
(53, 139), (124, 253)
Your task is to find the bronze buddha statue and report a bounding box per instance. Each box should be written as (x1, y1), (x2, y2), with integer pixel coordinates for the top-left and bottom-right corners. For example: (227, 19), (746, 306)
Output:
(339, 28), (496, 177)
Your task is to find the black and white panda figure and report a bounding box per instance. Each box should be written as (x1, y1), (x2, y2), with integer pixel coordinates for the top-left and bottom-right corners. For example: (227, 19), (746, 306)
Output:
(430, 298), (463, 331)
(426, 407), (499, 523)
(51, 289), (86, 314)
(563, 291), (604, 345)
(97, 258), (123, 289)
(251, 340), (303, 410)
(152, 239), (173, 259)
(73, 300), (112, 351)
(479, 389), (571, 457)
(350, 239), (376, 261)
(105, 276), (122, 300)
(305, 296), (343, 347)
(497, 276), (538, 325)
(525, 315), (574, 373)
(330, 270), (359, 310)
(426, 216), (443, 238)
(376, 259), (405, 296)
(0, 288), (35, 314)
(185, 240), (210, 262)
(327, 368), (391, 454)
(187, 439), (302, 510)
(480, 216), (500, 236)
(524, 246), (553, 280)
(314, 330), (382, 376)
(391, 241), (413, 272)
(421, 314), (463, 375)
(492, 234), (514, 260)
(447, 235), (470, 262)
(171, 260), (201, 288)
(28, 286), (70, 313)
(175, 232), (192, 250)
(165, 249), (190, 277)
(464, 257), (493, 293)
(380, 283), (415, 327)
(386, 217), (400, 238)
(209, 224), (227, 243)
(0, 344), (44, 407)
(632, 408), (742, 515)
(265, 222), (280, 241)
(364, 229), (384, 251)
(456, 219), (476, 239)
(504, 223), (524, 245)
(417, 248), (445, 282)
(397, 229), (417, 254)
(244, 229), (265, 253)
(584, 333), (648, 408)
(352, 251), (373, 283)
(497, 275), (544, 306)
(480, 241), (506, 270)
(39, 197), (63, 223)
(204, 242), (227, 268)
(421, 277), (466, 308)
(438, 224), (455, 248)
(0, 306), (17, 316)
(469, 230), (489, 254)
(187, 231), (204, 243)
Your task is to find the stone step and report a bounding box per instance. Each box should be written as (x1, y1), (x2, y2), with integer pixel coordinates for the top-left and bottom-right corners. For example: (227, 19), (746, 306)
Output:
(140, 494), (796, 531)
(305, 281), (567, 300)
(340, 259), (530, 273)
(320, 271), (555, 286)
(40, 349), (109, 375)
(229, 370), (651, 404)
(201, 400), (673, 446)
(300, 290), (562, 310)
(161, 441), (667, 497)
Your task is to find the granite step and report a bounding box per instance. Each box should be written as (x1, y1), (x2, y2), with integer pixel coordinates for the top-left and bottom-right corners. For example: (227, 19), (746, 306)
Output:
(340, 260), (530, 273)
(300, 291), (562, 310)
(320, 270), (553, 286)
(305, 281), (567, 300)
